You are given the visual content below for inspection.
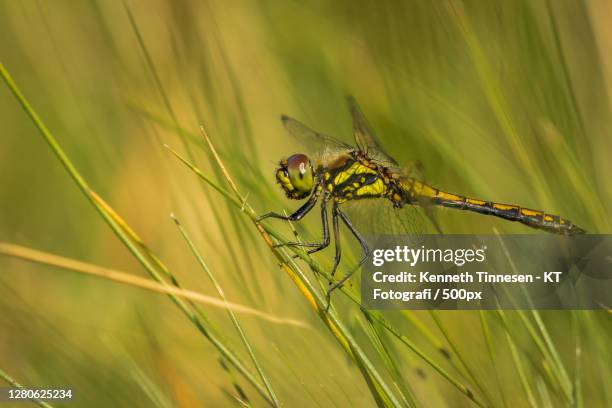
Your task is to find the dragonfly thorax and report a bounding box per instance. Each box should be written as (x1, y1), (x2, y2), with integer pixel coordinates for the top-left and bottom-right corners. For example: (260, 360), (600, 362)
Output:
(317, 152), (410, 208)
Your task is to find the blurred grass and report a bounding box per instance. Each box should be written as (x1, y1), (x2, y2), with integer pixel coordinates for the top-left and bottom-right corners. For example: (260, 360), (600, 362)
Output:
(1, 0), (611, 406)
(0, 61), (277, 407)
(0, 367), (53, 408)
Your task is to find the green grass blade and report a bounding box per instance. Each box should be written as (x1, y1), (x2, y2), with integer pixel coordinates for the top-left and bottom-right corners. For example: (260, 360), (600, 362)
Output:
(218, 357), (253, 407)
(124, 0), (265, 300)
(498, 311), (538, 408)
(171, 214), (280, 407)
(430, 311), (492, 406)
(282, 253), (402, 407)
(0, 242), (305, 327)
(494, 231), (573, 402)
(360, 313), (417, 407)
(0, 62), (274, 407)
(449, 2), (550, 207)
(115, 345), (175, 408)
(535, 375), (554, 408)
(121, 0), (193, 160)
(571, 311), (583, 408)
(0, 368), (54, 408)
(478, 311), (508, 408)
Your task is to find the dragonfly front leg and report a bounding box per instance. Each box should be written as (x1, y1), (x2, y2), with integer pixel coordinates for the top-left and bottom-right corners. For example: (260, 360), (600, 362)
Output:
(263, 191), (332, 253)
(257, 192), (319, 222)
(274, 202), (330, 250)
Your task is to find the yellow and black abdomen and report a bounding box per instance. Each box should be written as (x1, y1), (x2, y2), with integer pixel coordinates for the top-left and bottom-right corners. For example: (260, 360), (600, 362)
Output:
(405, 179), (586, 235)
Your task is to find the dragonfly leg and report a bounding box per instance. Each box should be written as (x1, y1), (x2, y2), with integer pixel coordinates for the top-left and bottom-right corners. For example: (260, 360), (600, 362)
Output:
(305, 203), (331, 255)
(274, 202), (330, 250)
(324, 203), (342, 311)
(257, 192), (318, 222)
(325, 207), (371, 306)
(330, 203), (342, 275)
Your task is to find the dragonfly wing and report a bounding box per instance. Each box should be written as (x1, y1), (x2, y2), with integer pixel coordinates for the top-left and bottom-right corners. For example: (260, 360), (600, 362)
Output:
(340, 198), (428, 236)
(281, 115), (353, 165)
(395, 161), (444, 234)
(347, 96), (399, 167)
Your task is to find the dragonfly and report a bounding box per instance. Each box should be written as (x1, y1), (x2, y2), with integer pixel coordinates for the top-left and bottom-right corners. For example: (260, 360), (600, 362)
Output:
(259, 96), (586, 305)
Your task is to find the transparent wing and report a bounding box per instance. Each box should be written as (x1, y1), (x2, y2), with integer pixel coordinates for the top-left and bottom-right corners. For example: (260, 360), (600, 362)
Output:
(340, 199), (428, 236)
(347, 96), (399, 168)
(281, 115), (353, 165)
(392, 160), (426, 182)
(343, 160), (444, 235)
(395, 160), (444, 234)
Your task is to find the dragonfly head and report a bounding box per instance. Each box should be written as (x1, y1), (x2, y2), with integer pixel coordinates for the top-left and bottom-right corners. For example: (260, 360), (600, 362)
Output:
(276, 154), (314, 200)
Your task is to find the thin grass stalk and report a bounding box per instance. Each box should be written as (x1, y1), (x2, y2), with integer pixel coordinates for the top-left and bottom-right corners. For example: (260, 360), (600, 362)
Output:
(171, 214), (280, 407)
(124, 0), (262, 302)
(122, 0), (195, 161)
(571, 311), (583, 408)
(281, 250), (399, 408)
(199, 0), (267, 181)
(281, 235), (481, 405)
(271, 345), (327, 407)
(114, 343), (174, 408)
(491, 280), (566, 397)
(0, 242), (306, 328)
(0, 62), (274, 407)
(89, 191), (233, 342)
(399, 310), (448, 356)
(387, 78), (499, 195)
(584, 312), (612, 405)
(493, 231), (573, 402)
(448, 2), (551, 208)
(529, 311), (572, 397)
(544, 1), (588, 147)
(0, 368), (54, 408)
(218, 356), (253, 407)
(281, 239), (478, 398)
(180, 59), (264, 303)
(429, 311), (492, 406)
(478, 311), (508, 408)
(122, 0), (252, 306)
(492, 311), (563, 403)
(535, 375), (554, 408)
(360, 314), (417, 408)
(167, 146), (342, 369)
(539, 122), (606, 230)
(271, 208), (414, 407)
(518, 314), (569, 398)
(498, 311), (538, 408)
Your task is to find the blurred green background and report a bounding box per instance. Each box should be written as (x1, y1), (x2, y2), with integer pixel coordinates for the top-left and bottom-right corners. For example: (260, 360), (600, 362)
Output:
(1, 1), (611, 407)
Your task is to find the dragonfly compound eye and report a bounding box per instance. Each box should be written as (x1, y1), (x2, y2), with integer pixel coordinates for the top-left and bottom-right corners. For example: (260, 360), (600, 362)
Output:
(276, 154), (314, 200)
